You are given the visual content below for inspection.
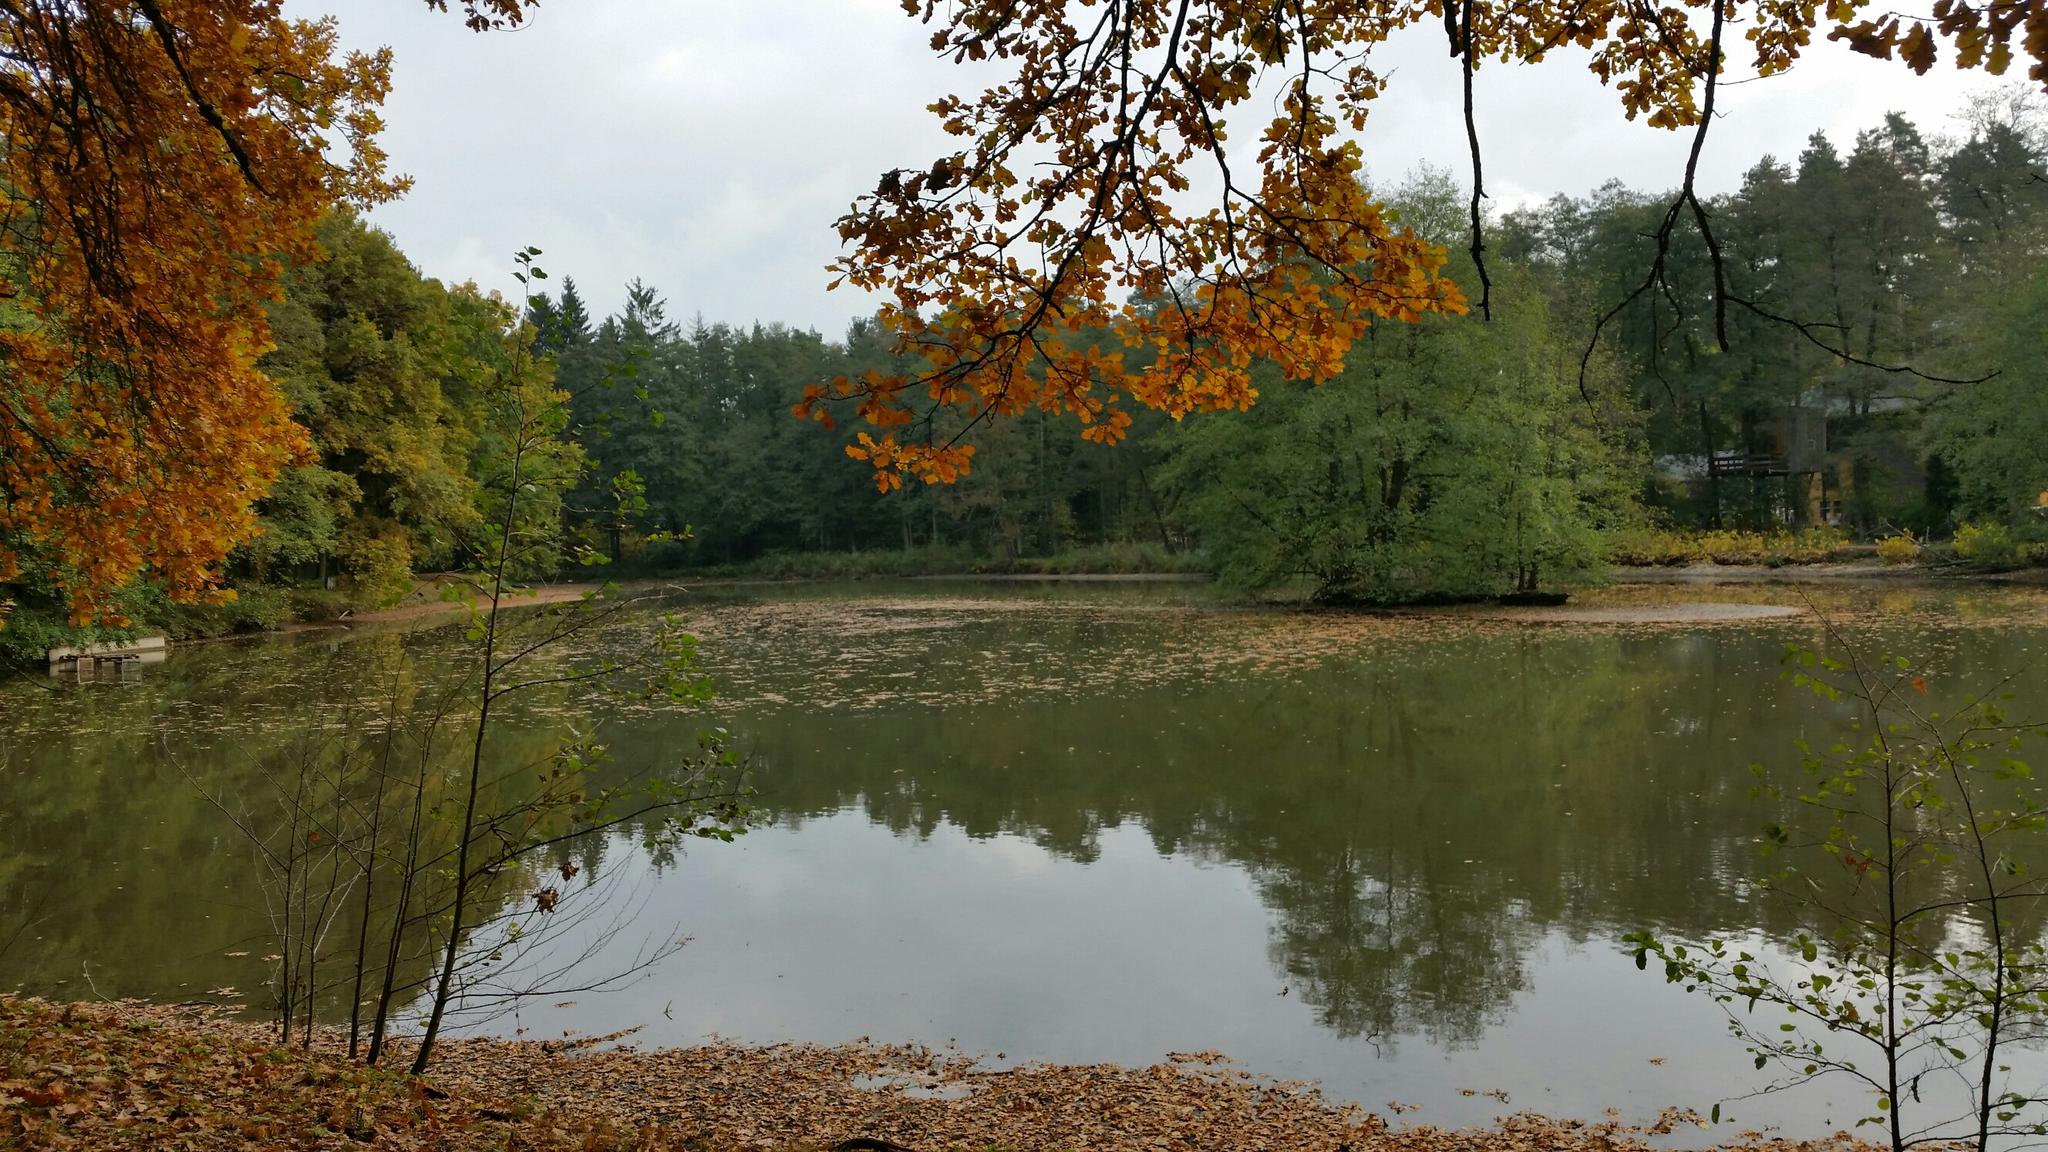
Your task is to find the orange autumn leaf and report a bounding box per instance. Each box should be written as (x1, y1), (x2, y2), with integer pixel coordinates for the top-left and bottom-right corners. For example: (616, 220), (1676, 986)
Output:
(0, 1), (408, 623)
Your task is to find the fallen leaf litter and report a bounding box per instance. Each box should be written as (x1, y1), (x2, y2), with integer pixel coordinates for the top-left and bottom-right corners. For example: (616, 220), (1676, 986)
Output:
(4, 998), (1897, 1152)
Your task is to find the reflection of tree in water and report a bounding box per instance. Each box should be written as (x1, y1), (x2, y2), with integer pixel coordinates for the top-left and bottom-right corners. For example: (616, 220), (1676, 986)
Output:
(705, 620), (2048, 1050)
(0, 625), (673, 1023)
(7, 596), (2047, 1050)
(1256, 843), (1536, 1049)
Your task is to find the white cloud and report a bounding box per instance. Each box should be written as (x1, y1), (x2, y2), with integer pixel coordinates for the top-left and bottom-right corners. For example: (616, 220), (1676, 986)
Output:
(297, 0), (2001, 335)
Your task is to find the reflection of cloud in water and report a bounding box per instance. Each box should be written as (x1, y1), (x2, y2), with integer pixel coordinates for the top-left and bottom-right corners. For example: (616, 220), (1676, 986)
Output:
(973, 832), (1059, 877)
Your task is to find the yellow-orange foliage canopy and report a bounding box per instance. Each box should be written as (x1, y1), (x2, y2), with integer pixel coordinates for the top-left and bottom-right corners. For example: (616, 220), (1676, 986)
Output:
(807, 0), (2048, 491)
(0, 1), (403, 623)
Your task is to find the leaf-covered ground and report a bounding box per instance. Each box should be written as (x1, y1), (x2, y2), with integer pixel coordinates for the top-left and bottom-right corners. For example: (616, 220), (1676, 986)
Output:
(4, 997), (1894, 1152)
(0, 998), (652, 1150)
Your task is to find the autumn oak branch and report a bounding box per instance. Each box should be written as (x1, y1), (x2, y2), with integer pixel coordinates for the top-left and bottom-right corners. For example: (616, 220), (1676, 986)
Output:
(806, 0), (2048, 491)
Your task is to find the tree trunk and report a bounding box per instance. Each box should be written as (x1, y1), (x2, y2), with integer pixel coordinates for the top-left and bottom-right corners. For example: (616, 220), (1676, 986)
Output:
(1699, 401), (1722, 529)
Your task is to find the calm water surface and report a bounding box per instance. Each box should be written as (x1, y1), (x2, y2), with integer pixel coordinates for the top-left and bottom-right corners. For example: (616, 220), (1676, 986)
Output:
(5, 580), (2048, 1133)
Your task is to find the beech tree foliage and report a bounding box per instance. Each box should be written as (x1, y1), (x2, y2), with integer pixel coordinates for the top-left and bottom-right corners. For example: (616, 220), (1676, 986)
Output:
(0, 1), (404, 623)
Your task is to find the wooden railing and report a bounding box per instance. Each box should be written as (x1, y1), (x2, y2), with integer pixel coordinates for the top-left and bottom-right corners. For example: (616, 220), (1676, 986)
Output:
(1709, 451), (1794, 476)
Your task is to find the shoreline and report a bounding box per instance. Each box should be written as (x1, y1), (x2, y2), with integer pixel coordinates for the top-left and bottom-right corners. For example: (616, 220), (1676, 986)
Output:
(1610, 561), (2048, 585)
(3, 997), (1879, 1152)
(148, 561), (2047, 652)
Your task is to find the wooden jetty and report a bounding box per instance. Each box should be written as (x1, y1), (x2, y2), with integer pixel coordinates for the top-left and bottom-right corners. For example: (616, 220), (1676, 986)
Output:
(46, 635), (169, 674)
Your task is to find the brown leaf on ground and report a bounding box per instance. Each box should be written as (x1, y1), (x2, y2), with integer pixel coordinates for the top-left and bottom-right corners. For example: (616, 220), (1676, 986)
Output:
(4, 997), (1891, 1152)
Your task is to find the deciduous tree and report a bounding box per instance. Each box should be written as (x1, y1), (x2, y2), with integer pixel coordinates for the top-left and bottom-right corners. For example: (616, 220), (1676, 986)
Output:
(0, 1), (404, 623)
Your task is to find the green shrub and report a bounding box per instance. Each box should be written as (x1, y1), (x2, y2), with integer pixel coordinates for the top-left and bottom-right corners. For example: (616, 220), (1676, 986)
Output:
(280, 587), (356, 622)
(0, 602), (122, 668)
(1876, 531), (1921, 565)
(1952, 521), (2018, 567)
(1010, 541), (1203, 575)
(139, 584), (294, 639)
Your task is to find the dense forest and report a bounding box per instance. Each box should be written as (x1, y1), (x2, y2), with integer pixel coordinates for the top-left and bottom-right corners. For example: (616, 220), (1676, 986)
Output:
(4, 92), (2044, 649)
(522, 92), (2048, 590)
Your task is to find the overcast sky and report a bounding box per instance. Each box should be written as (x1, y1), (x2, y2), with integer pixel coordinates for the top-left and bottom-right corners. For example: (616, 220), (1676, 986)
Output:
(299, 0), (1999, 337)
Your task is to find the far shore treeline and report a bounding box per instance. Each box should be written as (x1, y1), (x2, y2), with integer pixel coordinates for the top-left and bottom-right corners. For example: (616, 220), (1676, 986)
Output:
(2, 93), (2044, 659)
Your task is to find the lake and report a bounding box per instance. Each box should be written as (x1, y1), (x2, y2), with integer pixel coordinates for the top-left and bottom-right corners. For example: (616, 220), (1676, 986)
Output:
(5, 579), (2048, 1134)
